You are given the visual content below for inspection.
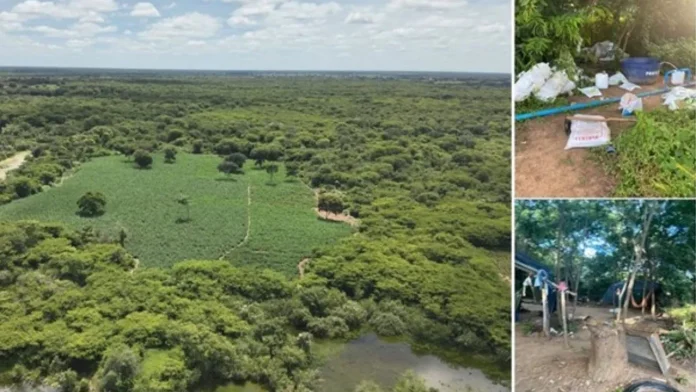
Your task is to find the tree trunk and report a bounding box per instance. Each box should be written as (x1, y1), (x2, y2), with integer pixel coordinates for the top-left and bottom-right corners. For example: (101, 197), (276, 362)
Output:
(572, 263), (582, 315)
(587, 321), (628, 382)
(622, 203), (656, 323)
(555, 204), (566, 326)
(641, 271), (648, 316)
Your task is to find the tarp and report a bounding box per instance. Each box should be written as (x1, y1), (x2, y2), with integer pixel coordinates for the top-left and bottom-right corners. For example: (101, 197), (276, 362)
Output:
(515, 251), (557, 314)
(600, 281), (661, 306)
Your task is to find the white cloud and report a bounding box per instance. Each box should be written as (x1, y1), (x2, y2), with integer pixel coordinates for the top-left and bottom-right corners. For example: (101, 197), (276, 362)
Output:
(232, 0), (280, 17)
(344, 11), (376, 25)
(0, 11), (24, 31)
(165, 2), (176, 10)
(139, 12), (221, 41)
(32, 22), (117, 38)
(474, 22), (505, 33)
(228, 15), (256, 26)
(273, 1), (341, 21)
(388, 0), (466, 11)
(65, 38), (93, 48)
(131, 2), (160, 18)
(11, 0), (118, 20)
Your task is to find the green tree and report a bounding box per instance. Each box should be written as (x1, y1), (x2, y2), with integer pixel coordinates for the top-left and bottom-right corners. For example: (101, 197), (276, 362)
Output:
(133, 150), (153, 169)
(317, 192), (345, 218)
(98, 344), (140, 392)
(10, 177), (40, 198)
(285, 161), (300, 178)
(77, 192), (107, 217)
(192, 140), (203, 154)
(266, 163), (279, 183)
(176, 194), (190, 222)
(225, 152), (247, 168)
(217, 161), (241, 177)
(164, 147), (177, 163)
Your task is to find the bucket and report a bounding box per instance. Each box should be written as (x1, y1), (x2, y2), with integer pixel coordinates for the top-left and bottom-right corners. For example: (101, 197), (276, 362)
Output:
(620, 57), (660, 85)
(671, 70), (686, 85)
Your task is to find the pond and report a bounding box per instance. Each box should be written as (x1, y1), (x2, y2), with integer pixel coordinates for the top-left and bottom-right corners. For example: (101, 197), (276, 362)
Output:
(317, 333), (509, 392)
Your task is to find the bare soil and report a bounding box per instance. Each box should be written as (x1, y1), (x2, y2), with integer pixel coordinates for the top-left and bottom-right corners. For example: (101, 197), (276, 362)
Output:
(313, 208), (359, 226)
(515, 304), (696, 392)
(515, 83), (666, 198)
(0, 151), (30, 181)
(298, 258), (310, 279)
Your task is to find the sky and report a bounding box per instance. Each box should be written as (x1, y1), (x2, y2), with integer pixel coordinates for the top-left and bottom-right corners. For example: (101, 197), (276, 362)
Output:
(0, 0), (511, 72)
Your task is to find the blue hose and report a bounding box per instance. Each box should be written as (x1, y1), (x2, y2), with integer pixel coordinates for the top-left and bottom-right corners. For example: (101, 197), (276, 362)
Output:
(515, 82), (696, 121)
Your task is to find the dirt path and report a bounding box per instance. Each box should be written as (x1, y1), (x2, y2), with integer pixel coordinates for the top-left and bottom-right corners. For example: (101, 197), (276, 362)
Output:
(515, 83), (665, 198)
(298, 258), (310, 279)
(0, 151), (30, 181)
(219, 184), (252, 260)
(515, 305), (696, 392)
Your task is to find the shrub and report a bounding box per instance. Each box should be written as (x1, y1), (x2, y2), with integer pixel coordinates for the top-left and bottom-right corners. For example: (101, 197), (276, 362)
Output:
(164, 147), (177, 163)
(11, 177), (40, 198)
(133, 150), (153, 169)
(77, 192), (107, 217)
(369, 312), (406, 336)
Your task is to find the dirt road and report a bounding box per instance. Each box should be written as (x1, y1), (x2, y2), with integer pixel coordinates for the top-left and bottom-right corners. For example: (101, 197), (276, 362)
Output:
(515, 83), (665, 198)
(0, 151), (30, 181)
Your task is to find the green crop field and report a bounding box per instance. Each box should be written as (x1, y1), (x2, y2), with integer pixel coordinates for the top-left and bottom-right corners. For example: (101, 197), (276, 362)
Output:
(0, 153), (352, 272)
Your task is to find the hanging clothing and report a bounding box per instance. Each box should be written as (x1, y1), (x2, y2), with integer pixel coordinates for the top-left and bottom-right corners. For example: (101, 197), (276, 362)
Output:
(534, 270), (548, 288)
(522, 276), (533, 296)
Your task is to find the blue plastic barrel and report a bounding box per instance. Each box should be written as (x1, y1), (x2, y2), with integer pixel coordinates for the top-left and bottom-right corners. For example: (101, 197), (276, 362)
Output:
(620, 57), (661, 84)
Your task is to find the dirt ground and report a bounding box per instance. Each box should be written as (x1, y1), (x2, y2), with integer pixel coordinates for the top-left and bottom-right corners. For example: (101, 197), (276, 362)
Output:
(515, 82), (667, 198)
(0, 151), (30, 181)
(515, 303), (696, 392)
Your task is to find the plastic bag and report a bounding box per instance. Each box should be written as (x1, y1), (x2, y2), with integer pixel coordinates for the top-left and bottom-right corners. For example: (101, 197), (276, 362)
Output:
(588, 41), (617, 61)
(608, 72), (628, 86)
(662, 87), (696, 110)
(535, 70), (572, 102)
(564, 115), (611, 150)
(619, 93), (643, 115)
(514, 63), (552, 102)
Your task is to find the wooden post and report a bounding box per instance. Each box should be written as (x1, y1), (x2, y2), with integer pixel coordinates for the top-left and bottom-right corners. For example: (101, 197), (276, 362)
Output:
(542, 284), (549, 337)
(561, 290), (569, 348)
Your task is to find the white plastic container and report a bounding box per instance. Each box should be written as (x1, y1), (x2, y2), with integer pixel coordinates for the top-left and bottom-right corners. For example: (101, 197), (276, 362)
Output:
(671, 70), (686, 85)
(595, 72), (609, 89)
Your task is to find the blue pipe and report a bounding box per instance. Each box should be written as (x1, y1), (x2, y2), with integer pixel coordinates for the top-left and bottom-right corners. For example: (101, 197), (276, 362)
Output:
(515, 81), (696, 121)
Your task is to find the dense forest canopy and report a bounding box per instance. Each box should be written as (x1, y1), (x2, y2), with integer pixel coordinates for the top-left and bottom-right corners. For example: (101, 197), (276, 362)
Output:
(0, 71), (511, 391)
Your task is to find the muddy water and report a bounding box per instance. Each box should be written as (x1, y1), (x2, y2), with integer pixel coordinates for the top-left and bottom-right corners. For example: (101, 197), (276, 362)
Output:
(317, 333), (509, 392)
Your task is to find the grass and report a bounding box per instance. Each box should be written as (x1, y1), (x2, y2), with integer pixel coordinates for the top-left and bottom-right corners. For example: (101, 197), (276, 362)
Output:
(225, 166), (352, 273)
(595, 109), (696, 197)
(0, 154), (352, 273)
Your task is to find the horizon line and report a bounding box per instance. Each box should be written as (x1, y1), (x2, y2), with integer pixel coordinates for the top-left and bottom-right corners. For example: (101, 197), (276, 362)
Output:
(0, 64), (510, 76)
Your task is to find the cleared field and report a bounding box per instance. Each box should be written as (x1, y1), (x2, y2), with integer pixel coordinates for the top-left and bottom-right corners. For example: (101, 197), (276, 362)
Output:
(0, 154), (351, 272)
(226, 165), (353, 273)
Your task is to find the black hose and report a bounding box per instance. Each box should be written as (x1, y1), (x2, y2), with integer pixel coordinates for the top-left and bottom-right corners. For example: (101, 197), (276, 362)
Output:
(623, 380), (681, 392)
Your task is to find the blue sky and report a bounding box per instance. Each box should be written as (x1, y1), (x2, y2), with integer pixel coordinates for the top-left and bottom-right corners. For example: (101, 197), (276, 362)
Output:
(0, 0), (511, 72)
